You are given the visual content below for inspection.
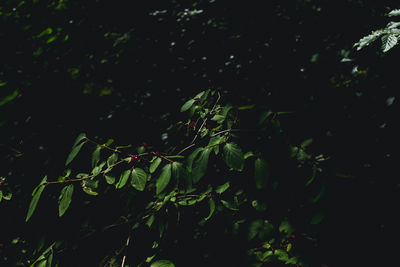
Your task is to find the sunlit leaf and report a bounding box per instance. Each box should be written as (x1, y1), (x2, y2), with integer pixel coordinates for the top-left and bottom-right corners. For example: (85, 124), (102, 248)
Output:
(215, 182), (230, 194)
(156, 164), (172, 194)
(103, 139), (114, 146)
(254, 158), (270, 189)
(0, 89), (18, 107)
(107, 153), (118, 167)
(223, 142), (244, 171)
(388, 9), (400, 17)
(381, 34), (398, 52)
(65, 141), (85, 166)
(72, 133), (87, 148)
(131, 168), (147, 191)
(180, 99), (196, 112)
(244, 151), (254, 159)
(58, 184), (74, 217)
(150, 157), (162, 173)
(105, 175), (115, 185)
(115, 170), (131, 189)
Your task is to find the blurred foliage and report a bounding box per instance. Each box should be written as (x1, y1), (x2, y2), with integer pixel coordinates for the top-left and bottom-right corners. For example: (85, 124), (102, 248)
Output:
(0, 0), (399, 266)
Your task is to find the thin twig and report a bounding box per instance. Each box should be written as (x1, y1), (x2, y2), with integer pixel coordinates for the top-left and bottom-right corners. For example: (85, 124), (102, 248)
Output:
(177, 143), (196, 155)
(45, 159), (127, 185)
(85, 138), (122, 153)
(120, 236), (131, 267)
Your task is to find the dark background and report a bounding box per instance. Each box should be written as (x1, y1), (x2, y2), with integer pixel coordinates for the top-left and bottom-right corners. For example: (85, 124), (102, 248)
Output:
(1, 0), (398, 266)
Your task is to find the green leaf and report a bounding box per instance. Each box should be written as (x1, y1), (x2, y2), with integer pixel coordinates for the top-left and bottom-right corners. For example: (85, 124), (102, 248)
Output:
(210, 114), (225, 123)
(172, 162), (185, 181)
(46, 35), (57, 44)
(221, 199), (238, 211)
(32, 176), (48, 196)
(72, 133), (87, 148)
(26, 177), (47, 222)
(300, 138), (313, 148)
(37, 27), (53, 38)
(105, 175), (115, 184)
(195, 91), (205, 99)
(146, 215), (155, 228)
(388, 9), (400, 17)
(107, 153), (118, 167)
(192, 148), (211, 184)
(205, 198), (215, 221)
(2, 192), (12, 201)
(274, 249), (289, 261)
(223, 142), (244, 171)
(47, 251), (53, 267)
(279, 220), (294, 235)
(211, 105), (233, 124)
(65, 141), (85, 166)
(81, 186), (98, 196)
(131, 168), (147, 191)
(156, 164), (172, 194)
(180, 99), (196, 112)
(58, 184), (74, 217)
(103, 138), (114, 146)
(91, 161), (105, 177)
(254, 158), (270, 189)
(186, 147), (204, 172)
(115, 170), (131, 189)
(238, 104), (255, 110)
(150, 259), (175, 267)
(382, 34), (398, 52)
(0, 89), (18, 107)
(0, 190), (2, 202)
(150, 157), (162, 173)
(137, 145), (146, 154)
(244, 151), (254, 159)
(354, 29), (384, 51)
(91, 146), (101, 168)
(208, 135), (225, 147)
(215, 182), (230, 194)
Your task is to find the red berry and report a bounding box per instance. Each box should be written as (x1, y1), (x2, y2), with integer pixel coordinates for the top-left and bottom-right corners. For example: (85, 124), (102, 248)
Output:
(131, 155), (140, 162)
(155, 152), (160, 156)
(194, 97), (200, 102)
(0, 180), (5, 186)
(142, 142), (148, 147)
(189, 121), (196, 129)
